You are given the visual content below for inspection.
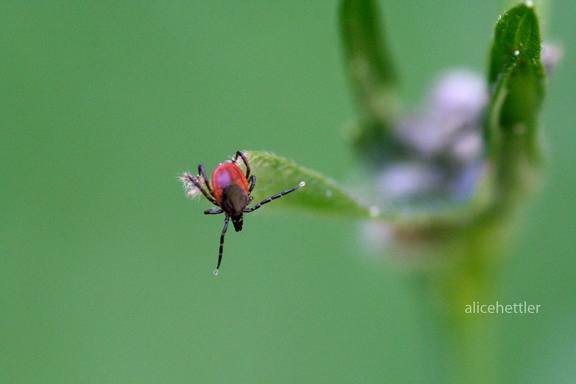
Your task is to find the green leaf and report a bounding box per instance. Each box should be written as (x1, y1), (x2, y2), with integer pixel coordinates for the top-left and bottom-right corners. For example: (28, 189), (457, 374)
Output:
(340, 0), (398, 120)
(487, 2), (545, 160)
(244, 151), (374, 220)
(485, 2), (546, 208)
(340, 0), (400, 160)
(244, 151), (490, 227)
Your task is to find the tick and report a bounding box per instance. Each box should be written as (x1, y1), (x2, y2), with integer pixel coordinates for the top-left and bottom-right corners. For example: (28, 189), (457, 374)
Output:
(181, 151), (305, 275)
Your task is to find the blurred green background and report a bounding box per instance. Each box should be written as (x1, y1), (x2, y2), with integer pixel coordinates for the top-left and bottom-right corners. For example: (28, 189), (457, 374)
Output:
(1, 1), (575, 383)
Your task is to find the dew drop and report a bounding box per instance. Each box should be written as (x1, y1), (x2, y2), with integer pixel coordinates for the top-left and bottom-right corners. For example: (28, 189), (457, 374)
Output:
(213, 269), (219, 276)
(514, 50), (520, 56)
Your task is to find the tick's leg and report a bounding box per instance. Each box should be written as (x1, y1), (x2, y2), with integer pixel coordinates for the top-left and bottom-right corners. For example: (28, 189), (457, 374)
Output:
(214, 215), (230, 276)
(198, 164), (214, 196)
(244, 181), (305, 213)
(234, 151), (251, 179)
(248, 175), (256, 193)
(183, 171), (217, 206)
(204, 208), (223, 215)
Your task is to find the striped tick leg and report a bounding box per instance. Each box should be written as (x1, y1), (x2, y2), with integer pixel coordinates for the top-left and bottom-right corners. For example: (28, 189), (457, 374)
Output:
(244, 181), (305, 213)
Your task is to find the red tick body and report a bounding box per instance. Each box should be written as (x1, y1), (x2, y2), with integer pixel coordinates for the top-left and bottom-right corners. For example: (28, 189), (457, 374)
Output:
(211, 163), (249, 220)
(181, 151), (305, 275)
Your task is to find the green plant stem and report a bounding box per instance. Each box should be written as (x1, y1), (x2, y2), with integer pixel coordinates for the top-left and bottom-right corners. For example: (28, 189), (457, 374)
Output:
(412, 264), (497, 383)
(411, 214), (515, 383)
